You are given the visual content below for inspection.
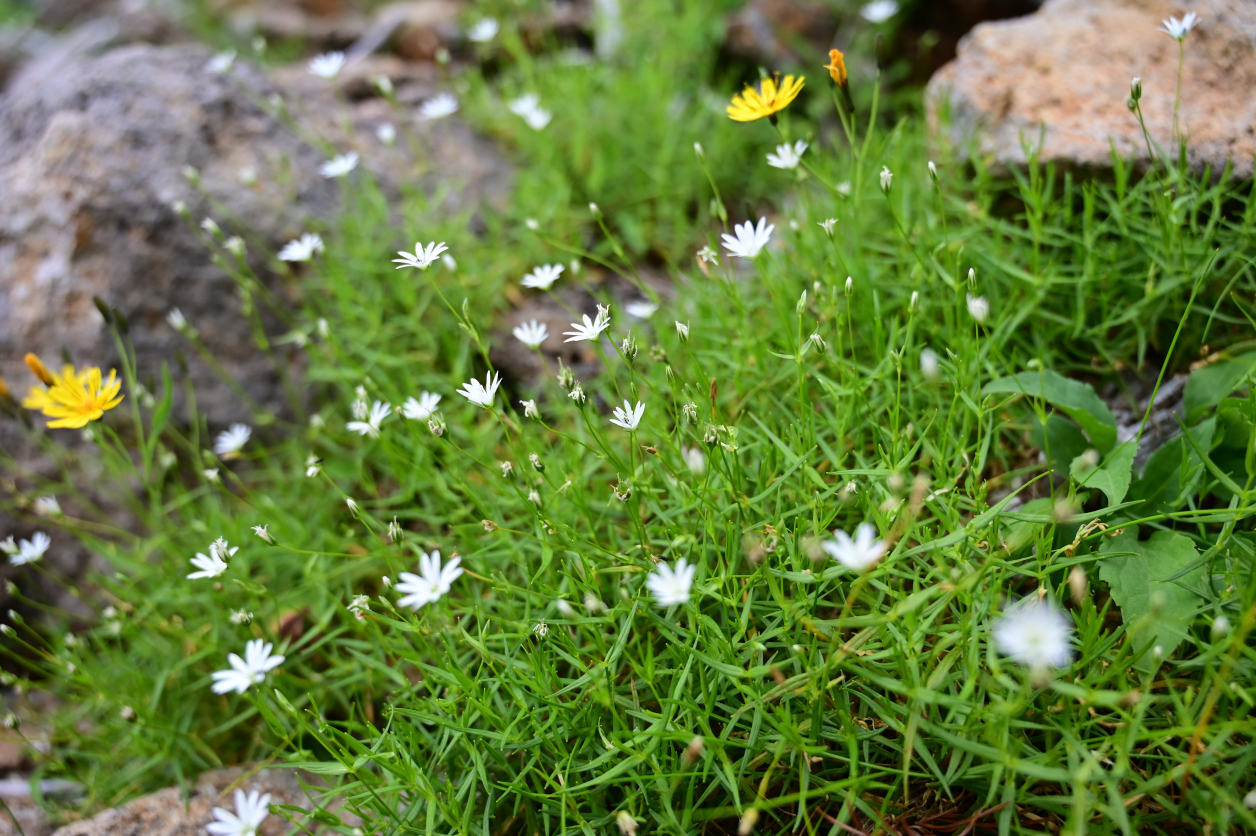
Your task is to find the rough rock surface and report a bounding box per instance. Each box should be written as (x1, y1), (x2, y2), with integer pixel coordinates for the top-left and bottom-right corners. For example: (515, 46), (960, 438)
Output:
(50, 766), (350, 836)
(927, 0), (1256, 177)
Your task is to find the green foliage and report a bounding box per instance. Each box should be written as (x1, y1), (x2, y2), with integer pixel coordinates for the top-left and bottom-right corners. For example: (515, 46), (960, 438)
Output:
(1099, 528), (1206, 670)
(2, 1), (1256, 832)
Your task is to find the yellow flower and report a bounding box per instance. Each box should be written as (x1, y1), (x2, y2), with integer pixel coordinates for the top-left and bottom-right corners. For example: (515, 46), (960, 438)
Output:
(23, 363), (124, 429)
(824, 49), (848, 88)
(726, 75), (805, 122)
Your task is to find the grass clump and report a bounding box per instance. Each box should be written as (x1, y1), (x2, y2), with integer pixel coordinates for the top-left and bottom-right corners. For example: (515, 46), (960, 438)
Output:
(2, 2), (1256, 833)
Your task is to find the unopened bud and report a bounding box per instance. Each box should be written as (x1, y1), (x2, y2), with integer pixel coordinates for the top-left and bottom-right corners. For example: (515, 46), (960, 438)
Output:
(693, 142), (704, 160)
(796, 289), (807, 314)
(928, 160), (938, 182)
(910, 290), (919, 312)
(1131, 77), (1142, 102)
(683, 736), (704, 765)
(1212, 615), (1231, 640)
(844, 276), (853, 296)
(1069, 566), (1087, 606)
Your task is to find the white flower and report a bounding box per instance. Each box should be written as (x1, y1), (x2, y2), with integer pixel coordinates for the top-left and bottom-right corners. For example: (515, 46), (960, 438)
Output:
(207, 789), (270, 836)
(879, 165), (893, 193)
(229, 610), (253, 625)
(860, 0), (899, 23)
(33, 496), (61, 517)
(766, 140), (808, 170)
(556, 598), (575, 617)
(224, 237), (245, 257)
(0, 538), (15, 556)
(348, 594), (371, 619)
(821, 523), (886, 572)
(308, 51), (346, 79)
(520, 399), (540, 420)
(420, 93), (459, 120)
(625, 300), (658, 319)
(395, 550), (464, 610)
(513, 319), (550, 348)
(682, 446), (706, 476)
(532, 621), (549, 638)
(818, 218), (837, 237)
(920, 347), (940, 380)
(376, 122), (396, 145)
(442, 254), (457, 271)
(509, 94), (553, 130)
(206, 50), (236, 74)
(319, 152), (359, 179)
(210, 639), (285, 695)
(187, 548), (227, 579)
(992, 597), (1073, 670)
(305, 455), (321, 477)
(521, 263), (564, 289)
(966, 293), (990, 324)
(252, 525), (273, 544)
(646, 558), (696, 607)
(457, 371), (502, 408)
(563, 306), (611, 343)
(213, 423), (252, 458)
(1159, 12), (1200, 40)
(609, 399), (645, 431)
(468, 17), (499, 42)
(203, 468), (220, 483)
(675, 321), (689, 340)
(393, 241), (449, 270)
(697, 245), (719, 266)
(347, 400), (392, 438)
(10, 532), (50, 566)
(167, 308), (189, 332)
(278, 233), (324, 263)
(402, 392), (442, 420)
(720, 217), (774, 259)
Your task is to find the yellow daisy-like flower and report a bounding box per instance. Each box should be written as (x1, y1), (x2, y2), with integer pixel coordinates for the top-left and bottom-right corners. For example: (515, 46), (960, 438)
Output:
(22, 357), (124, 429)
(726, 75), (805, 122)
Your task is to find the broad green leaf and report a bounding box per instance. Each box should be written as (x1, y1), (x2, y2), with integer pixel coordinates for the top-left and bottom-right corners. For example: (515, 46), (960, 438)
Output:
(1125, 418), (1216, 518)
(1098, 528), (1204, 670)
(1182, 351), (1256, 423)
(985, 370), (1116, 453)
(1032, 413), (1091, 478)
(1070, 441), (1136, 505)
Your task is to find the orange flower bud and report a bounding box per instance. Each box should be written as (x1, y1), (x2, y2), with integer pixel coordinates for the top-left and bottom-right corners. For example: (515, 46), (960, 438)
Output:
(24, 353), (54, 386)
(825, 49), (848, 87)
(0, 376), (9, 399)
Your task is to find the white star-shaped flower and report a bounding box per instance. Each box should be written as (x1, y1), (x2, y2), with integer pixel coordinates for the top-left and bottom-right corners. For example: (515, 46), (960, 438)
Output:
(10, 532), (50, 566)
(646, 558), (695, 607)
(513, 319), (550, 348)
(347, 400), (392, 438)
(720, 217), (774, 259)
(210, 639), (285, 694)
(563, 306), (611, 343)
(992, 597), (1073, 671)
(521, 263), (564, 289)
(457, 371), (502, 408)
(609, 399), (645, 431)
(1159, 12), (1200, 40)
(308, 51), (346, 80)
(393, 241), (450, 270)
(278, 233), (324, 263)
(468, 17), (499, 42)
(213, 423), (252, 458)
(319, 152), (359, 179)
(402, 391), (441, 420)
(821, 523), (886, 572)
(395, 550), (464, 610)
(207, 789), (271, 836)
(860, 0), (899, 23)
(766, 140), (808, 170)
(420, 93), (459, 120)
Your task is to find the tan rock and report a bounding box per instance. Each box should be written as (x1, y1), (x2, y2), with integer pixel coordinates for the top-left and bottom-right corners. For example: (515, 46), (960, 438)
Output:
(927, 0), (1256, 177)
(50, 766), (352, 836)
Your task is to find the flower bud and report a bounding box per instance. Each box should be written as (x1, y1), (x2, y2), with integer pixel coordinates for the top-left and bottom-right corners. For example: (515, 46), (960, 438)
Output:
(928, 160), (938, 182)
(1212, 615), (1231, 640)
(1130, 77), (1142, 102)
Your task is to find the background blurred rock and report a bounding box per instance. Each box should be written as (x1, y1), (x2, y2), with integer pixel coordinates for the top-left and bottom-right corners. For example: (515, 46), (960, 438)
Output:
(928, 0), (1256, 177)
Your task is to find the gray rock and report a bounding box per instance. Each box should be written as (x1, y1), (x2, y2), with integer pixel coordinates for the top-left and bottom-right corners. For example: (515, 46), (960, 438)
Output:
(927, 0), (1256, 178)
(50, 766), (354, 836)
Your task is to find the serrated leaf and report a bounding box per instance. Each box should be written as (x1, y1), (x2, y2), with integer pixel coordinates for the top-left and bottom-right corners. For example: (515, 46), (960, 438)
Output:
(1125, 418), (1215, 518)
(985, 370), (1116, 453)
(1182, 352), (1256, 423)
(1071, 441), (1136, 505)
(1098, 528), (1204, 670)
